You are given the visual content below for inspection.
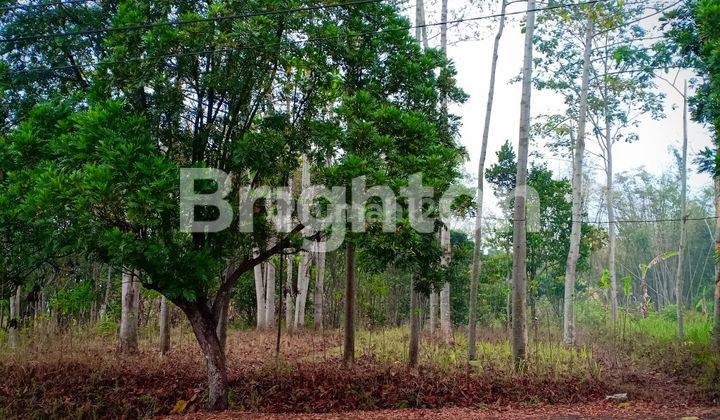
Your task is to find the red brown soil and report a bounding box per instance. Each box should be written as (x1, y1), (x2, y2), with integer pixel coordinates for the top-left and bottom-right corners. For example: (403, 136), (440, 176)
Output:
(0, 330), (717, 418)
(181, 403), (720, 419)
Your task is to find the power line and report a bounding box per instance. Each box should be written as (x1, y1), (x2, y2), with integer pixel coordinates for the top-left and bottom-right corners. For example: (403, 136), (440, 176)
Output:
(483, 215), (718, 225)
(0, 0), (96, 13)
(3, 0), (609, 77)
(1, 0), (387, 44)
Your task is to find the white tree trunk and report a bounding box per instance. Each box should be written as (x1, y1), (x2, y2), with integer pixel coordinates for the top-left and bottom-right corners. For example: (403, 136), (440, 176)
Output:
(415, 0), (429, 49)
(253, 247), (266, 330)
(429, 288), (438, 334)
(99, 266), (112, 320)
(8, 287), (19, 348)
(119, 271), (140, 353)
(294, 155), (312, 329)
(294, 252), (312, 328)
(674, 80), (688, 342)
(605, 108), (618, 322)
(159, 295), (170, 356)
(285, 254), (294, 331)
(511, 0), (536, 366)
(469, 0), (507, 360)
(563, 18), (594, 347)
(313, 243), (326, 330)
(439, 226), (452, 342)
(265, 259), (276, 329)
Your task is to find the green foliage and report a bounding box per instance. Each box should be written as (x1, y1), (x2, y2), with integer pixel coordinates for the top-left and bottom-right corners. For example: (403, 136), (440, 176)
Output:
(0, 0), (467, 324)
(665, 0), (720, 175)
(50, 279), (97, 317)
(485, 141), (602, 306)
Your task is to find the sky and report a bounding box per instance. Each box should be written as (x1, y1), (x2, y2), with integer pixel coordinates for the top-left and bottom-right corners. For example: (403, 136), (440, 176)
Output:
(410, 0), (715, 218)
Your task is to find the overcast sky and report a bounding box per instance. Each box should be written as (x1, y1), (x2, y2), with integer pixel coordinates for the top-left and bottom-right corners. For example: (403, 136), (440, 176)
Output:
(411, 1), (714, 217)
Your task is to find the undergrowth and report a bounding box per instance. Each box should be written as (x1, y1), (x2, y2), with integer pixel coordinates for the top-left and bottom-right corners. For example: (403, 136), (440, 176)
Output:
(578, 301), (720, 401)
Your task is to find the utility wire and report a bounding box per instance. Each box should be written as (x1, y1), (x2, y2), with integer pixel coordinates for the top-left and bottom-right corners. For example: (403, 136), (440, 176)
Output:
(483, 215), (718, 225)
(1, 0), (387, 43)
(3, 0), (610, 77)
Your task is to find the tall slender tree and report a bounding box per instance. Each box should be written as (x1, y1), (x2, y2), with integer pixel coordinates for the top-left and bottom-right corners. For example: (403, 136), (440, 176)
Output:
(563, 16), (594, 348)
(674, 80), (689, 342)
(511, 0), (537, 366)
(468, 0), (507, 361)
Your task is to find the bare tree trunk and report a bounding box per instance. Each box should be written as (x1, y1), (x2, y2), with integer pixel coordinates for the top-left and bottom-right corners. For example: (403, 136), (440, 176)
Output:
(469, 0), (507, 362)
(285, 254), (294, 331)
(511, 0), (536, 367)
(294, 155), (312, 329)
(265, 258), (276, 329)
(119, 271), (140, 353)
(99, 266), (112, 320)
(641, 271), (650, 318)
(183, 303), (228, 411)
(409, 275), (420, 368)
(313, 243), (326, 330)
(343, 242), (356, 367)
(415, 0), (429, 49)
(8, 288), (19, 348)
(159, 296), (171, 356)
(216, 297), (229, 352)
(606, 110), (618, 322)
(713, 177), (720, 351)
(439, 226), (452, 342)
(253, 247), (266, 330)
(294, 252), (311, 328)
(429, 287), (438, 334)
(563, 18), (594, 348)
(601, 72), (619, 322)
(675, 80), (689, 342)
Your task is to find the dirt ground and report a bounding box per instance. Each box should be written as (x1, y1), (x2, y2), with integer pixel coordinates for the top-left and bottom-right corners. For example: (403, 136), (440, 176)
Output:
(178, 403), (720, 419)
(2, 330), (719, 418)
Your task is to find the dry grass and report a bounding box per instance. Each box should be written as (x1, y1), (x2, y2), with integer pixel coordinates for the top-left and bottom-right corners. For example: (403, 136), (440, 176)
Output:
(0, 324), (712, 418)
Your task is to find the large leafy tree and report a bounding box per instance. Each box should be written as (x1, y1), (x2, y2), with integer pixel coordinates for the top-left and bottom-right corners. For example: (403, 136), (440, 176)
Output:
(0, 0), (464, 409)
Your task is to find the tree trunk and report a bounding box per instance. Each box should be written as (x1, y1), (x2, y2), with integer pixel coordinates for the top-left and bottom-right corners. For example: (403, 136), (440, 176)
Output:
(415, 0), (429, 49)
(216, 297), (229, 352)
(429, 287), (438, 334)
(343, 242), (356, 367)
(605, 99), (619, 322)
(8, 289), (18, 348)
(285, 254), (294, 331)
(253, 247), (266, 330)
(409, 275), (420, 368)
(641, 271), (650, 318)
(99, 266), (112, 320)
(563, 18), (594, 347)
(294, 155), (312, 329)
(713, 177), (720, 351)
(511, 0), (536, 367)
(439, 226), (452, 343)
(469, 0), (507, 362)
(674, 80), (688, 343)
(265, 259), (276, 329)
(119, 270), (140, 353)
(313, 243), (326, 330)
(183, 303), (228, 411)
(159, 295), (171, 356)
(294, 251), (311, 328)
